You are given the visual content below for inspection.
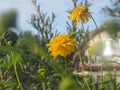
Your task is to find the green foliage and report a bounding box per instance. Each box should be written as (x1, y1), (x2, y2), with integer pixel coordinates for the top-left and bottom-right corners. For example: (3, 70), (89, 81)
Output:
(103, 20), (120, 40)
(0, 10), (18, 46)
(59, 77), (74, 90)
(30, 0), (57, 46)
(0, 45), (23, 90)
(0, 0), (120, 90)
(17, 32), (37, 49)
(0, 26), (4, 35)
(0, 30), (18, 46)
(0, 10), (17, 30)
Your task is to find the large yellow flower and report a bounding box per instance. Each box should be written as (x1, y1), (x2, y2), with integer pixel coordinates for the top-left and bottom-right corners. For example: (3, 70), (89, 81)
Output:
(70, 5), (90, 24)
(47, 34), (76, 58)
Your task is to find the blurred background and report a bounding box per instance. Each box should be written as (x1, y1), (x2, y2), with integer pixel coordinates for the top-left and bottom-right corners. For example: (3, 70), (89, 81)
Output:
(0, 0), (112, 34)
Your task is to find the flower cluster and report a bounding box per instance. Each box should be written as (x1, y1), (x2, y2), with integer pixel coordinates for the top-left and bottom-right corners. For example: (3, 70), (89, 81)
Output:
(70, 5), (90, 24)
(47, 34), (76, 58)
(47, 5), (91, 58)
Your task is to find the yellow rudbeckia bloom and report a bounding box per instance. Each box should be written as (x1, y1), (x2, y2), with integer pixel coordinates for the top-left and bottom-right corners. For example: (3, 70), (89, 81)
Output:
(70, 5), (90, 24)
(46, 34), (76, 58)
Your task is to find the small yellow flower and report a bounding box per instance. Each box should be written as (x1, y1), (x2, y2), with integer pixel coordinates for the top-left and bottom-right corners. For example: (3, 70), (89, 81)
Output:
(70, 5), (90, 24)
(46, 34), (76, 58)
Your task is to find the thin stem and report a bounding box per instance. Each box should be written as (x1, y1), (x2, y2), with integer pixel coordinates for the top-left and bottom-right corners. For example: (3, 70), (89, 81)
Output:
(79, 22), (90, 90)
(83, 77), (91, 90)
(88, 56), (92, 75)
(81, 22), (85, 31)
(14, 64), (23, 90)
(89, 13), (101, 41)
(42, 82), (46, 90)
(77, 46), (90, 90)
(100, 59), (103, 84)
(89, 14), (98, 30)
(64, 58), (67, 75)
(89, 56), (95, 89)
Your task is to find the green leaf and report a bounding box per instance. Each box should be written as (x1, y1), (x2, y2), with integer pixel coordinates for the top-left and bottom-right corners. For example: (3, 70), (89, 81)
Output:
(11, 53), (22, 65)
(0, 46), (22, 53)
(59, 77), (74, 90)
(4, 81), (17, 89)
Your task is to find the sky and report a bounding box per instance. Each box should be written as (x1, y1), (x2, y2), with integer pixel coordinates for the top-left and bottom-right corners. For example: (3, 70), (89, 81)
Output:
(0, 0), (111, 34)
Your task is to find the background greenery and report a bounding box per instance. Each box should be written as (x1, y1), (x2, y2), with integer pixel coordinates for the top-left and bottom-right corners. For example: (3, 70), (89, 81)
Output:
(0, 0), (120, 90)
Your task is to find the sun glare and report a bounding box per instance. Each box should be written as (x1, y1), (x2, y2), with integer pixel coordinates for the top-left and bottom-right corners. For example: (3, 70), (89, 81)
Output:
(104, 41), (113, 56)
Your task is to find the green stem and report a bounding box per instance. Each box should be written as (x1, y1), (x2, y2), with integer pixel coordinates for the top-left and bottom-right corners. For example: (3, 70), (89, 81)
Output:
(42, 82), (46, 90)
(89, 56), (95, 89)
(14, 64), (23, 90)
(81, 22), (85, 31)
(89, 14), (98, 30)
(79, 22), (90, 90)
(77, 46), (90, 90)
(89, 57), (92, 76)
(101, 61), (103, 83)
(89, 13), (101, 41)
(64, 58), (67, 75)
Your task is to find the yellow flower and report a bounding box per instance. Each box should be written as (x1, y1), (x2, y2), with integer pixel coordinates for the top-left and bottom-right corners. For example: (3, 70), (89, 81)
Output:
(70, 5), (90, 24)
(47, 34), (76, 58)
